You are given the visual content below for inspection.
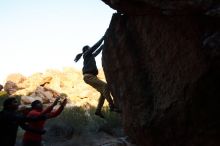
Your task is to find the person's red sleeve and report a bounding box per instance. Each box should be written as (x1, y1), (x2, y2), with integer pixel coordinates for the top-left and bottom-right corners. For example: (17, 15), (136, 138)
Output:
(41, 105), (54, 115)
(47, 105), (64, 118)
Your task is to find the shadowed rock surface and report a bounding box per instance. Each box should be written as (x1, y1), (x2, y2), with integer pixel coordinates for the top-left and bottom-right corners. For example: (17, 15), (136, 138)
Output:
(102, 0), (220, 145)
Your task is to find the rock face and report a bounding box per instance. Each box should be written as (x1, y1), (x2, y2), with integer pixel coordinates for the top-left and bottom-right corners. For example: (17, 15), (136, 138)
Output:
(102, 0), (220, 146)
(4, 81), (19, 95)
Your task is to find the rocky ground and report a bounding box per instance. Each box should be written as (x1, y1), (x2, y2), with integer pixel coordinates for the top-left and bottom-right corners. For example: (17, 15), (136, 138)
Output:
(16, 131), (133, 146)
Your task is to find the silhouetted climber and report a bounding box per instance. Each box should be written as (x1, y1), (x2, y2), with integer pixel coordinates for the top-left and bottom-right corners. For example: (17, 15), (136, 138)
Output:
(0, 97), (46, 146)
(22, 97), (67, 146)
(74, 35), (120, 118)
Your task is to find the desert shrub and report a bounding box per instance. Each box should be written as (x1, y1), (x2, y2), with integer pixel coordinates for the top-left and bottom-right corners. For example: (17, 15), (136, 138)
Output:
(45, 106), (122, 139)
(85, 107), (122, 134)
(0, 91), (8, 110)
(103, 107), (122, 128)
(16, 105), (123, 146)
(45, 106), (89, 141)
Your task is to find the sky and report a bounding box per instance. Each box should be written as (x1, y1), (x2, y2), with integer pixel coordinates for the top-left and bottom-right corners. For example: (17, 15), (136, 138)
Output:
(0, 0), (115, 83)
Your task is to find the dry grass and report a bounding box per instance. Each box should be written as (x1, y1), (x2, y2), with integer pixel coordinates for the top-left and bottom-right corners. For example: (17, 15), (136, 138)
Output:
(16, 105), (123, 146)
(45, 106), (122, 136)
(44, 106), (122, 145)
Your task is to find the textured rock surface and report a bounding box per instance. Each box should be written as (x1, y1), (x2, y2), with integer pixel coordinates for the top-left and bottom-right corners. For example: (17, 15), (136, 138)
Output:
(4, 81), (19, 95)
(102, 0), (220, 145)
(102, 0), (220, 15)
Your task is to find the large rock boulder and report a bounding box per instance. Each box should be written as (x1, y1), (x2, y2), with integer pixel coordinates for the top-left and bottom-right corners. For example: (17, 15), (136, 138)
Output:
(102, 0), (220, 145)
(5, 73), (26, 84)
(21, 86), (60, 104)
(4, 81), (19, 95)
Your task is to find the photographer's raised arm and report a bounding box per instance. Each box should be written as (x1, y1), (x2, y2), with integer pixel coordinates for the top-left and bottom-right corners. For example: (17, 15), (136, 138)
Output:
(41, 97), (60, 115)
(46, 98), (67, 119)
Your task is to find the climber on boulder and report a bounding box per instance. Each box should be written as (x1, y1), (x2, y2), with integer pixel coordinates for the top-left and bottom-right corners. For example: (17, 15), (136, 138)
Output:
(74, 33), (120, 118)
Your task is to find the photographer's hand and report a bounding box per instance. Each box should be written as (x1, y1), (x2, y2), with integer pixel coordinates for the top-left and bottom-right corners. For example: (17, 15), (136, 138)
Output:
(61, 98), (67, 107)
(52, 97), (60, 107)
